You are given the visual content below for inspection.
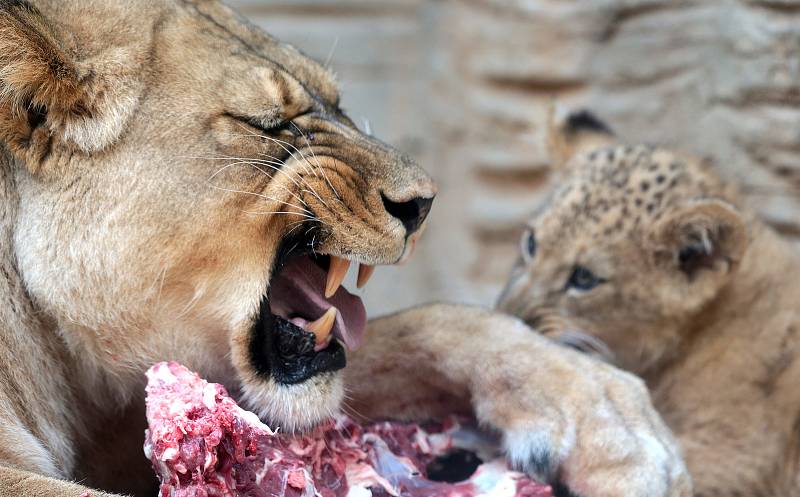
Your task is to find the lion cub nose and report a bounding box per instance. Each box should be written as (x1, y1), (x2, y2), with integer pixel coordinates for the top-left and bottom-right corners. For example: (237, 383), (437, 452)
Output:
(381, 194), (435, 236)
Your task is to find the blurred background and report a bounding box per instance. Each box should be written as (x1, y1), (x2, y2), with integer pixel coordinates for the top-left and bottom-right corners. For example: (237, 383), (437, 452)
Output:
(230, 0), (800, 316)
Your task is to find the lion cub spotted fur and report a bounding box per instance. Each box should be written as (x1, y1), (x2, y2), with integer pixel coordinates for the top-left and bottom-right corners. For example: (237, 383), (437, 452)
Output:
(499, 110), (800, 497)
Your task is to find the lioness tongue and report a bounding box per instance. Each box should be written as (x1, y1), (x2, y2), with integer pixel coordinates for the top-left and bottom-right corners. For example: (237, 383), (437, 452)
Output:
(269, 256), (367, 351)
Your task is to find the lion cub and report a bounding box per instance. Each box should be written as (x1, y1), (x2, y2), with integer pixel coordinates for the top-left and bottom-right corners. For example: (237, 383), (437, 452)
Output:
(498, 111), (800, 497)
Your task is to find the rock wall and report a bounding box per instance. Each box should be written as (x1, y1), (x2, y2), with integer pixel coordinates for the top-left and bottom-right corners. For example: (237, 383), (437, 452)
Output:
(230, 0), (800, 315)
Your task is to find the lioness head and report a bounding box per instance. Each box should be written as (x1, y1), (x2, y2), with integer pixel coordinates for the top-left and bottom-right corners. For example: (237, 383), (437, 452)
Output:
(0, 0), (435, 430)
(497, 111), (749, 375)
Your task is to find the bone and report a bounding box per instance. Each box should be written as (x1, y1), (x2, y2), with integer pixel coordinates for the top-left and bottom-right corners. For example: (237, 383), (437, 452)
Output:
(325, 256), (351, 298)
(306, 307), (337, 346)
(356, 264), (375, 289)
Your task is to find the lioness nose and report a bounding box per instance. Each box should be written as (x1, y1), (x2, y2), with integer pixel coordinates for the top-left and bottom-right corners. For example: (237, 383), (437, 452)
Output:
(381, 194), (435, 236)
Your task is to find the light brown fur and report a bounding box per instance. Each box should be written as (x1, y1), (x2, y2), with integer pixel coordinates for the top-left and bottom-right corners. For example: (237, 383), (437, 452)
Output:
(0, 2), (687, 496)
(499, 109), (800, 496)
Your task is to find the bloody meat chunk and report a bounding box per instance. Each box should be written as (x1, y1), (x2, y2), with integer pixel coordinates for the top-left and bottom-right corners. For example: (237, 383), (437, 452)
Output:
(144, 362), (552, 497)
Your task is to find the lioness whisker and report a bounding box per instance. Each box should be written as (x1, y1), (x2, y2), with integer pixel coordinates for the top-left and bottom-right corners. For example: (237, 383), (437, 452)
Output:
(340, 390), (374, 424)
(208, 185), (314, 218)
(209, 159), (312, 212)
(290, 122), (340, 200)
(205, 156), (308, 198)
(202, 157), (324, 221)
(323, 35), (339, 69)
(228, 124), (324, 201)
(228, 123), (318, 181)
(254, 149), (331, 211)
(189, 153), (309, 208)
(248, 132), (333, 211)
(208, 184), (307, 212)
(241, 210), (318, 222)
(256, 133), (316, 177)
(147, 265), (168, 308)
(175, 282), (207, 319)
(282, 222), (305, 239)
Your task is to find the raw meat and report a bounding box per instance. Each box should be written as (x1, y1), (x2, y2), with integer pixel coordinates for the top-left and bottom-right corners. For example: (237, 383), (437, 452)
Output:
(144, 362), (552, 497)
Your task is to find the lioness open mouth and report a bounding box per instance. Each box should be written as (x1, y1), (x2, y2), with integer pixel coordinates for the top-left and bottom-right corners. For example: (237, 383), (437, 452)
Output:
(250, 242), (373, 385)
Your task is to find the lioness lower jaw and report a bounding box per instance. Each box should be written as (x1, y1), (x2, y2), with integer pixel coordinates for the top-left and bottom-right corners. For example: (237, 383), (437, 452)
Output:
(237, 366), (346, 434)
(240, 237), (384, 430)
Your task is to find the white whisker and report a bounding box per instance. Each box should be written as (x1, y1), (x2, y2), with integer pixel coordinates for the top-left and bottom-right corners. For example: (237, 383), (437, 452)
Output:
(242, 210), (317, 220)
(283, 222), (306, 238)
(206, 156), (302, 192)
(251, 145), (330, 211)
(260, 135), (328, 202)
(208, 159), (311, 212)
(179, 152), (332, 232)
(230, 125), (331, 210)
(291, 122), (340, 200)
(362, 118), (372, 137)
(324, 35), (339, 69)
(208, 185), (312, 216)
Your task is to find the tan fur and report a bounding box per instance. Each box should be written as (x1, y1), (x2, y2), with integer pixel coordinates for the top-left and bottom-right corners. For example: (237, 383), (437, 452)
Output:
(347, 305), (690, 497)
(499, 111), (800, 496)
(0, 2), (687, 496)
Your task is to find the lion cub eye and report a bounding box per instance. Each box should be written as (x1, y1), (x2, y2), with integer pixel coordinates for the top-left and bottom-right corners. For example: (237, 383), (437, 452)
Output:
(566, 266), (604, 292)
(520, 229), (536, 261)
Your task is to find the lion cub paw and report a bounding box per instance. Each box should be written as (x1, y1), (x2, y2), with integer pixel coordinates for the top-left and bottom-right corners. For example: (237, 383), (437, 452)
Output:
(477, 348), (691, 497)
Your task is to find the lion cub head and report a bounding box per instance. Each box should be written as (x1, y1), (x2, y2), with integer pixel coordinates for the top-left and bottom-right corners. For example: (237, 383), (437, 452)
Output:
(498, 110), (749, 376)
(0, 0), (435, 430)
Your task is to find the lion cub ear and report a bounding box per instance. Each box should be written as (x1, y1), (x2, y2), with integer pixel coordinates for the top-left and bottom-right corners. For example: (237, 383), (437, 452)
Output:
(0, 1), (142, 172)
(546, 105), (617, 173)
(650, 199), (748, 281)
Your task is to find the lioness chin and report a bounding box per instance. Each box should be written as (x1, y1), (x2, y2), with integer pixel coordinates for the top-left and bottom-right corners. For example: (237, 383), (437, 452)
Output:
(0, 1), (688, 496)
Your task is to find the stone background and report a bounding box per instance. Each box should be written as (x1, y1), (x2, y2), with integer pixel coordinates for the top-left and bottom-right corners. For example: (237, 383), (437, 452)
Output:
(230, 0), (800, 316)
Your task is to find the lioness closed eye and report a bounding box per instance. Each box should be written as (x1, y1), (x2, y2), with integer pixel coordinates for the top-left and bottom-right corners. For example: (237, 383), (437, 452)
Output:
(499, 109), (800, 497)
(0, 2), (688, 497)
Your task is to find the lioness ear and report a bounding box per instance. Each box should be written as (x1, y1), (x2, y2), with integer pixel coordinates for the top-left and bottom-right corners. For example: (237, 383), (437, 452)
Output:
(546, 105), (617, 172)
(650, 199), (748, 280)
(0, 0), (143, 171)
(0, 0), (81, 170)
(0, 1), (82, 110)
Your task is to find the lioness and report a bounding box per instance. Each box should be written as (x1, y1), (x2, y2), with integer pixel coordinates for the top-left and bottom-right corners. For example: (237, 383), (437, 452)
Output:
(0, 2), (689, 496)
(499, 111), (800, 496)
